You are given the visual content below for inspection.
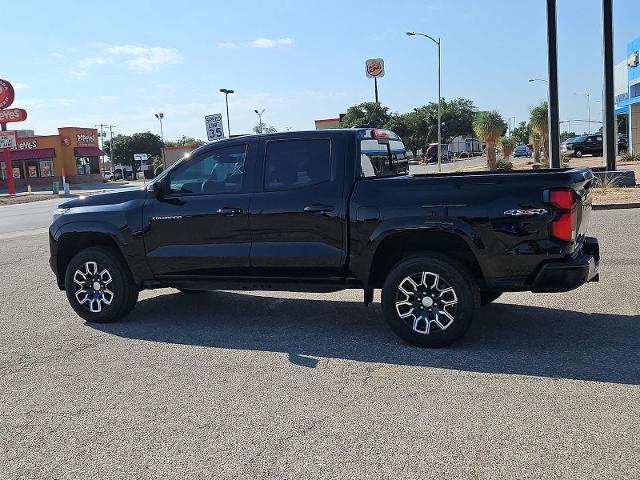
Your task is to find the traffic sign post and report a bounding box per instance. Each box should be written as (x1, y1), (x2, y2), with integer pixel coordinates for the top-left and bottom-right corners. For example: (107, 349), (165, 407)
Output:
(205, 114), (225, 141)
(0, 130), (17, 195)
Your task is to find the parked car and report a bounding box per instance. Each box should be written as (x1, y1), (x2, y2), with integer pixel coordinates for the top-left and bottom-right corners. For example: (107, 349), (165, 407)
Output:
(562, 135), (602, 157)
(102, 171), (114, 180)
(49, 128), (600, 347)
(513, 145), (532, 158)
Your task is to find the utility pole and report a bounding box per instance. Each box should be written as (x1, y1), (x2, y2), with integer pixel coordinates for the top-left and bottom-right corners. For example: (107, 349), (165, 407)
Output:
(108, 125), (116, 170)
(95, 123), (108, 172)
(254, 109), (265, 134)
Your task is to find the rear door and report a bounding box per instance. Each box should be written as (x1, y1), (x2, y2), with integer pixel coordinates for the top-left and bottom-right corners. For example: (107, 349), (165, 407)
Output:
(143, 141), (255, 277)
(249, 134), (347, 278)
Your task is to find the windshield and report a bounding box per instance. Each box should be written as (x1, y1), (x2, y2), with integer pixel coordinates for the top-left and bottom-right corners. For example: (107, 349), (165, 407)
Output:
(360, 138), (408, 178)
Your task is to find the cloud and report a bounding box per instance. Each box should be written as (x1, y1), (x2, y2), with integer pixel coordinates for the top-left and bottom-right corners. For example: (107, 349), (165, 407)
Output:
(77, 56), (112, 68)
(250, 37), (294, 48)
(12, 82), (29, 91)
(106, 45), (182, 70)
(217, 42), (241, 49)
(50, 52), (66, 59)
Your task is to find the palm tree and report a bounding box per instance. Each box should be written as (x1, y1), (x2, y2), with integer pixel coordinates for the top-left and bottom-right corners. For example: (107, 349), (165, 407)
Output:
(530, 131), (542, 163)
(499, 136), (516, 161)
(473, 111), (506, 170)
(530, 101), (549, 163)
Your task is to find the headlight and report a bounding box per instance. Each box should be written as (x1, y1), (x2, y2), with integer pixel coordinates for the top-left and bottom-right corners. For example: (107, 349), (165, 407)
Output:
(52, 208), (69, 222)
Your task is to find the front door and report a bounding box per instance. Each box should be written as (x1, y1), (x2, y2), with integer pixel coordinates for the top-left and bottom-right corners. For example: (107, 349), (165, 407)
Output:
(143, 142), (255, 277)
(249, 135), (347, 278)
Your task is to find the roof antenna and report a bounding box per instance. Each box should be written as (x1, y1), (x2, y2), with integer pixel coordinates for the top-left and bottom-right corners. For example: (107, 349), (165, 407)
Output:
(353, 102), (382, 128)
(365, 102), (381, 127)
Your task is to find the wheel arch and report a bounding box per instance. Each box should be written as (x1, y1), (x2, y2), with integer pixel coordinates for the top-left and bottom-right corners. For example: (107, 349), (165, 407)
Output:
(54, 224), (132, 289)
(367, 229), (485, 289)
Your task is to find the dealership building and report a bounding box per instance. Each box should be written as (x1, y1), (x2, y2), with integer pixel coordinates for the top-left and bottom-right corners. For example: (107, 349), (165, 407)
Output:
(615, 36), (640, 154)
(0, 127), (105, 188)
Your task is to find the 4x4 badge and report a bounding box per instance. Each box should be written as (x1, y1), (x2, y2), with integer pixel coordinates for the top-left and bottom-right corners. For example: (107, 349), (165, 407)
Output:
(504, 209), (548, 216)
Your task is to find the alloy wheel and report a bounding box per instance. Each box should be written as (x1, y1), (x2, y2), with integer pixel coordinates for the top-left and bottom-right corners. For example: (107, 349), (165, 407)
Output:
(73, 261), (114, 313)
(394, 271), (458, 335)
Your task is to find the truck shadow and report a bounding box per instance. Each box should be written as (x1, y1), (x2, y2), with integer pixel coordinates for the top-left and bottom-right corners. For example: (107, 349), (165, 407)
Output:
(89, 291), (640, 385)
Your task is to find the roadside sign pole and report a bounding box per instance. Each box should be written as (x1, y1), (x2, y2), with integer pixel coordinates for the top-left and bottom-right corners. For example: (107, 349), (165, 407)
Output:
(602, 0), (616, 171)
(374, 77), (379, 104)
(546, 0), (561, 169)
(2, 148), (15, 195)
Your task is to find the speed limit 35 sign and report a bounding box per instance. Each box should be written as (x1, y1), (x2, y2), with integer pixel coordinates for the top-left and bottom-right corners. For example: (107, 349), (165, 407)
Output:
(205, 113), (225, 141)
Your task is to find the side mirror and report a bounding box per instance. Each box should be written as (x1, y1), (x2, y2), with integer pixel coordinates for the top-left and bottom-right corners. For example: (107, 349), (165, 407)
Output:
(151, 180), (166, 199)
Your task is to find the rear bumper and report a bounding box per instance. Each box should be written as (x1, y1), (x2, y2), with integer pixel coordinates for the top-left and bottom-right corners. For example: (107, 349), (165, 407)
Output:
(531, 237), (600, 293)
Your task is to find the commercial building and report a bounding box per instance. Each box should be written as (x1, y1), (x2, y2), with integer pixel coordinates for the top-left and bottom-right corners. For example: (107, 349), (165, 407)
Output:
(161, 145), (200, 167)
(0, 127), (105, 189)
(615, 36), (640, 154)
(314, 118), (341, 129)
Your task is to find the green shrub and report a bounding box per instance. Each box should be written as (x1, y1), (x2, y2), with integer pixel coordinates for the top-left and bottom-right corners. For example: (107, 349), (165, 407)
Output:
(620, 152), (640, 162)
(497, 159), (513, 170)
(154, 166), (164, 177)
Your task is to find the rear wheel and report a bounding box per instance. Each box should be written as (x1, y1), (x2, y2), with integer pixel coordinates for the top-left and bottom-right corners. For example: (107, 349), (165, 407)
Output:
(574, 149), (583, 158)
(64, 247), (138, 323)
(480, 289), (503, 306)
(381, 255), (479, 348)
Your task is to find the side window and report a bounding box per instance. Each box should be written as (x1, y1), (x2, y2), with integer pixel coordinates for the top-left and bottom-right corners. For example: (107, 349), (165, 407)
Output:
(264, 139), (331, 191)
(168, 145), (246, 195)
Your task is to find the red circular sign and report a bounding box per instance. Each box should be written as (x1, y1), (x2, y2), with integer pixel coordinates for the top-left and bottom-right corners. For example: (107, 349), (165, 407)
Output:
(0, 79), (15, 109)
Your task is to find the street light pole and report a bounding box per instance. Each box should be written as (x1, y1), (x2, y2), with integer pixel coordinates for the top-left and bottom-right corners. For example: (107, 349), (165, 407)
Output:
(254, 109), (265, 134)
(528, 78), (550, 105)
(407, 31), (442, 172)
(219, 88), (234, 137)
(574, 93), (592, 133)
(155, 113), (165, 169)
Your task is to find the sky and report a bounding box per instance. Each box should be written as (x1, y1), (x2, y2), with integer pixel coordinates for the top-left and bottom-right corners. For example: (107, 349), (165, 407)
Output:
(2, 0), (639, 142)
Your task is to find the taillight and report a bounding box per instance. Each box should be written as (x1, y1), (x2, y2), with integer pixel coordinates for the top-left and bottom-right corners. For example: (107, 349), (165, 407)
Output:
(547, 189), (578, 242)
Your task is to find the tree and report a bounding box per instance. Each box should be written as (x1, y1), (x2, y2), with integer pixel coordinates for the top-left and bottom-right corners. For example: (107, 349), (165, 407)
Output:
(339, 102), (391, 128)
(529, 101), (549, 163)
(530, 131), (542, 162)
(512, 121), (531, 145)
(499, 136), (516, 161)
(385, 111), (427, 157)
(252, 124), (277, 134)
(473, 111), (506, 170)
(412, 97), (477, 145)
(165, 136), (206, 147)
(560, 131), (576, 142)
(103, 132), (163, 177)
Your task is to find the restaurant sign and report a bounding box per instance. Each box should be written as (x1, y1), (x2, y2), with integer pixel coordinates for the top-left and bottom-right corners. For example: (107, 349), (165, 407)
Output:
(0, 108), (27, 123)
(0, 79), (15, 109)
(76, 133), (96, 145)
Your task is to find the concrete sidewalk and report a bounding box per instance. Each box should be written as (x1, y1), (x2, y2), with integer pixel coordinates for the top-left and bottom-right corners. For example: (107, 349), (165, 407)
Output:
(0, 179), (148, 198)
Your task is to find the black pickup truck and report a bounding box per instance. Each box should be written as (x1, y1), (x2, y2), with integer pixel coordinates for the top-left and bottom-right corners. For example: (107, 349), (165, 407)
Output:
(49, 128), (600, 347)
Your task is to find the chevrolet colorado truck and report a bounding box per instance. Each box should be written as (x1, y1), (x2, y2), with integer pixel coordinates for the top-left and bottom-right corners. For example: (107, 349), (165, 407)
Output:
(49, 128), (600, 347)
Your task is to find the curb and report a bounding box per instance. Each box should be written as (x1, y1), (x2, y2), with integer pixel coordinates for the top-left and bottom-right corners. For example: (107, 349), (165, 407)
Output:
(593, 202), (640, 210)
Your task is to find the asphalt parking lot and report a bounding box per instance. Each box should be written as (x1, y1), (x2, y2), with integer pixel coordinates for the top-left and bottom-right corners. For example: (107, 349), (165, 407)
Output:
(1, 208), (639, 479)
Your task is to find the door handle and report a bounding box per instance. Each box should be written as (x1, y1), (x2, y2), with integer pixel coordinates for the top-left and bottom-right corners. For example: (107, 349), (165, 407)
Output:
(303, 205), (334, 213)
(216, 207), (243, 216)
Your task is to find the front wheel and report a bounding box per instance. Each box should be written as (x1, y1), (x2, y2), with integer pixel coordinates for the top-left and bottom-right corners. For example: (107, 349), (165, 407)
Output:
(381, 255), (480, 348)
(574, 149), (583, 158)
(64, 247), (139, 323)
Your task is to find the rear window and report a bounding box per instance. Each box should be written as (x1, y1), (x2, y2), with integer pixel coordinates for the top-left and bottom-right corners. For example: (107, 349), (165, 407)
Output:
(360, 138), (408, 178)
(264, 138), (331, 191)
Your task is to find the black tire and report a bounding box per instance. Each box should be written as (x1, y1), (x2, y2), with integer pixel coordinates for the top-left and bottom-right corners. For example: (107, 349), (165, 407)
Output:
(381, 255), (480, 348)
(480, 289), (503, 306)
(64, 246), (139, 323)
(574, 149), (583, 158)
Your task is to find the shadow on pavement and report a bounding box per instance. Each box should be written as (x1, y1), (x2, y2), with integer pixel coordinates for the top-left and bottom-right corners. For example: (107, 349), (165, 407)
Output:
(89, 291), (640, 385)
